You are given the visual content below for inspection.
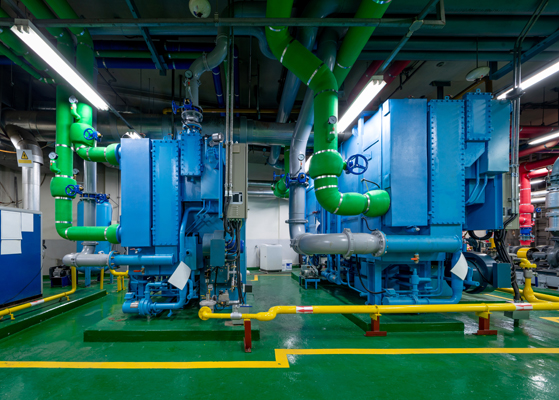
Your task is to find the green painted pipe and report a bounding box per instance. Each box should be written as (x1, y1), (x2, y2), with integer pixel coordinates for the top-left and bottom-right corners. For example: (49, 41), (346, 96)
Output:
(266, 0), (390, 217)
(95, 50), (204, 59)
(333, 0), (391, 85)
(272, 148), (290, 198)
(20, 0), (72, 47)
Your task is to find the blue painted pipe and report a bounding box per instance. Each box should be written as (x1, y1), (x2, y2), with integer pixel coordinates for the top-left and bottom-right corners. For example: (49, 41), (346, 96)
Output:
(384, 235), (462, 254)
(112, 254), (175, 266)
(211, 66), (225, 108)
(97, 58), (193, 69)
(93, 41), (214, 52)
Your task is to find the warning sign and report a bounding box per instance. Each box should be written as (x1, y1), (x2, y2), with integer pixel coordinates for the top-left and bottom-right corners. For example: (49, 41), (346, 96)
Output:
(16, 149), (33, 168)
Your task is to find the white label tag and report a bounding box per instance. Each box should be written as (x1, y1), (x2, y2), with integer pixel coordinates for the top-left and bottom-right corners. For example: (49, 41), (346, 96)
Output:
(296, 306), (313, 314)
(450, 253), (468, 280)
(514, 303), (533, 311)
(168, 261), (192, 290)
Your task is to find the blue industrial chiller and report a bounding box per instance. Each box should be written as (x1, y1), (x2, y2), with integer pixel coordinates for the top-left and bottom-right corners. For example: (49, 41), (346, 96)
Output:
(117, 101), (248, 316)
(305, 92), (512, 305)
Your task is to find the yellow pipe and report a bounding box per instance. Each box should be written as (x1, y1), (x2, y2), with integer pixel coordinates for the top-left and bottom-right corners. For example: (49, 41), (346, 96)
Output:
(199, 301), (559, 322)
(0, 267), (77, 320)
(499, 288), (559, 302)
(100, 269), (104, 291)
(108, 268), (128, 292)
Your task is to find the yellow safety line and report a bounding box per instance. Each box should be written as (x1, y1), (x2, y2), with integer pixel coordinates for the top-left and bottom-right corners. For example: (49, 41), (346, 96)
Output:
(1, 348), (558, 370)
(484, 293), (513, 301)
(249, 275), (259, 282)
(541, 317), (559, 324)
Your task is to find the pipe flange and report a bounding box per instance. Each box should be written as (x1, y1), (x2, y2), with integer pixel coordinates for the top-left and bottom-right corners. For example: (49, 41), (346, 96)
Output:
(286, 218), (308, 225)
(371, 230), (386, 257)
(342, 228), (355, 259)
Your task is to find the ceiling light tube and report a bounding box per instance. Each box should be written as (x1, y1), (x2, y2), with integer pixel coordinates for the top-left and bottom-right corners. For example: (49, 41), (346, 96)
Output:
(11, 19), (109, 111)
(528, 130), (559, 145)
(531, 190), (548, 197)
(338, 75), (386, 133)
(530, 179), (544, 185)
(497, 58), (559, 100)
(532, 197), (546, 204)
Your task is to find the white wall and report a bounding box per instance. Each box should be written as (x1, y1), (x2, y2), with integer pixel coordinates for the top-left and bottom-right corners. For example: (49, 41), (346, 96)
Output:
(245, 197), (299, 269)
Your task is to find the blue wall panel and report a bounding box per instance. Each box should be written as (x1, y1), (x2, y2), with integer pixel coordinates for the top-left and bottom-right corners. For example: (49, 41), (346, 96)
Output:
(152, 141), (180, 246)
(0, 210), (41, 306)
(121, 138), (152, 247)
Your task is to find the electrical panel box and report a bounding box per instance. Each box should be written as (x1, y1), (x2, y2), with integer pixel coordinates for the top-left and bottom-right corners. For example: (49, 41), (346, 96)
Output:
(227, 143), (248, 219)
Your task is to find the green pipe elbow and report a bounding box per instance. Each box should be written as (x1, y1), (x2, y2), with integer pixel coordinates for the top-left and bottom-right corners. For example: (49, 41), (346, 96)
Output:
(50, 176), (76, 197)
(272, 179), (289, 198)
(70, 122), (95, 147)
(364, 190), (391, 218)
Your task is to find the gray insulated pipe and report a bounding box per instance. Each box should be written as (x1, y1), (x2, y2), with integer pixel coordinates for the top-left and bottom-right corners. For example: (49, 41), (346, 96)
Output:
(63, 241), (110, 267)
(187, 2), (272, 106)
(6, 125), (43, 211)
(2, 111), (300, 146)
(546, 158), (559, 238)
(293, 229), (386, 259)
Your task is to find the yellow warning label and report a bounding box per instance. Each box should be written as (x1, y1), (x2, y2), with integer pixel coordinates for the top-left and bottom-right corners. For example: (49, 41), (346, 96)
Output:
(17, 149), (32, 166)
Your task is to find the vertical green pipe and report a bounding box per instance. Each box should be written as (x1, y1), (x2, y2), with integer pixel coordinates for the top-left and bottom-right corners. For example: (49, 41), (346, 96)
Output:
(266, 0), (391, 217)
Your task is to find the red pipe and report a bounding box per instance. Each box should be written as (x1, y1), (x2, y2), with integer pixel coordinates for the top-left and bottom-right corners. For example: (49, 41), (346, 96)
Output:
(519, 126), (557, 139)
(518, 140), (559, 158)
(519, 156), (558, 245)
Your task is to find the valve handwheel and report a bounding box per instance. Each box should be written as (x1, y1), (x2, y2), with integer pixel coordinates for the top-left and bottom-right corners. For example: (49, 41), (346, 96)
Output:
(65, 185), (77, 197)
(346, 154), (368, 175)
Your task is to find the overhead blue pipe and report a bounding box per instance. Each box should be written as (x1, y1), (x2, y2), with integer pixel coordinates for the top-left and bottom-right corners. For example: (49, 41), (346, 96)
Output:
(96, 58), (193, 69)
(92, 40), (214, 52)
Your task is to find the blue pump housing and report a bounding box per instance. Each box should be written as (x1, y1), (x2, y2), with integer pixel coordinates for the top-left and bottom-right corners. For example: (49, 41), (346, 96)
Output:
(306, 92), (511, 305)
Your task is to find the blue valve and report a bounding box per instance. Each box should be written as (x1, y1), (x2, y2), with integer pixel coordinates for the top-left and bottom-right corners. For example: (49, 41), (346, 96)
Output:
(65, 184), (82, 197)
(96, 194), (109, 204)
(83, 128), (101, 142)
(345, 154), (368, 175)
(171, 100), (180, 115)
(273, 171), (285, 181)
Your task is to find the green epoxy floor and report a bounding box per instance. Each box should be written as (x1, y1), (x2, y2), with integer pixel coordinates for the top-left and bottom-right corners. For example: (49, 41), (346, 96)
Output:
(1, 272), (559, 399)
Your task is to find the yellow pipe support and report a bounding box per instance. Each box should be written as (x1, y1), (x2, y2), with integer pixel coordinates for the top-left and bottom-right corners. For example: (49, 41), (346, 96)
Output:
(0, 267), (77, 320)
(199, 301), (559, 322)
(100, 269), (104, 291)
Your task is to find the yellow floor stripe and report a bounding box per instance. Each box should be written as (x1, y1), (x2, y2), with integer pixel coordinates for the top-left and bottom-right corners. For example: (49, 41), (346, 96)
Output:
(484, 293), (513, 301)
(1, 348), (558, 370)
(249, 275), (259, 282)
(541, 317), (559, 324)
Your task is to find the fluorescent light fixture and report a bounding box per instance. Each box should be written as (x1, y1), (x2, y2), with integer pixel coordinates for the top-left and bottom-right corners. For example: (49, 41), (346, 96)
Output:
(338, 75), (386, 133)
(497, 58), (559, 100)
(531, 179), (545, 185)
(528, 130), (559, 145)
(124, 131), (141, 139)
(11, 19), (109, 111)
(531, 190), (548, 197)
(532, 197), (546, 204)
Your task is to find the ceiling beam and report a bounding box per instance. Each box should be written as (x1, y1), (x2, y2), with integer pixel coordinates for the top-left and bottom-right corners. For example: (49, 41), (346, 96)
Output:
(0, 17), (446, 29)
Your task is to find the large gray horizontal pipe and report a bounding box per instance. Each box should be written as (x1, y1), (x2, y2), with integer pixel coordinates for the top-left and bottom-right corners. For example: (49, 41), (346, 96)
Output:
(5, 125), (43, 211)
(2, 111), (301, 146)
(63, 242), (109, 267)
(293, 229), (386, 258)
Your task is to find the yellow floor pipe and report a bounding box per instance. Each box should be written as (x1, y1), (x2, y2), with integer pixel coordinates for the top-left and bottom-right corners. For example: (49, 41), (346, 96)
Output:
(108, 268), (128, 292)
(0, 267), (77, 320)
(499, 285), (559, 303)
(199, 299), (559, 322)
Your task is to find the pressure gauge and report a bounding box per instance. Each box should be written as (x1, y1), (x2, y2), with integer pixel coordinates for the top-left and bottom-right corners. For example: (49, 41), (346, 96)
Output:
(73, 168), (80, 176)
(48, 152), (58, 160)
(185, 70), (193, 79)
(297, 154), (305, 161)
(328, 116), (337, 124)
